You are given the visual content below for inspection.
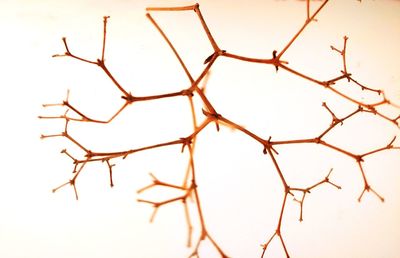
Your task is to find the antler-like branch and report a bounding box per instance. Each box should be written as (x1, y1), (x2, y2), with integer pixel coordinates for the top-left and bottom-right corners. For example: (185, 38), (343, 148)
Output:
(290, 169), (341, 222)
(42, 2), (399, 258)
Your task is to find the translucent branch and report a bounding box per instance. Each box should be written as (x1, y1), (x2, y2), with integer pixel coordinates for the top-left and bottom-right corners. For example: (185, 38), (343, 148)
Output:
(356, 161), (384, 202)
(104, 159), (115, 187)
(261, 192), (290, 258)
(278, 0), (329, 59)
(52, 37), (97, 65)
(146, 13), (194, 83)
(330, 35), (350, 80)
(290, 169), (341, 222)
(101, 16), (110, 62)
(146, 4), (198, 12)
(42, 2), (400, 258)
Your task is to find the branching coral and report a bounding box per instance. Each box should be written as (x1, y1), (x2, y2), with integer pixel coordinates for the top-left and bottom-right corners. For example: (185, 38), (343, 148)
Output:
(40, 1), (399, 257)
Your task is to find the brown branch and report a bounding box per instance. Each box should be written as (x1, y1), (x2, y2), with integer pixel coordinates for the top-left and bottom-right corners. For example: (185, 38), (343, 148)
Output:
(101, 16), (110, 62)
(330, 36), (391, 99)
(186, 141), (229, 257)
(356, 161), (384, 202)
(40, 88), (193, 124)
(137, 194), (189, 222)
(361, 136), (398, 158)
(146, 13), (194, 83)
(270, 129), (398, 205)
(183, 199), (194, 247)
(137, 173), (187, 194)
(277, 0), (329, 59)
(220, 52), (274, 64)
(53, 37), (98, 65)
(290, 169), (341, 222)
(261, 192), (290, 258)
(318, 103), (362, 138)
(348, 77), (383, 95)
(42, 2), (400, 258)
(104, 159), (115, 187)
(96, 60), (130, 98)
(279, 63), (400, 126)
(330, 35), (350, 81)
(52, 159), (89, 200)
(193, 4), (220, 52)
(146, 4), (198, 12)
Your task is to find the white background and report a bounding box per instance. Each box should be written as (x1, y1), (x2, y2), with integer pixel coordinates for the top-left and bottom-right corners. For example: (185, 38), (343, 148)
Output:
(1, 1), (400, 257)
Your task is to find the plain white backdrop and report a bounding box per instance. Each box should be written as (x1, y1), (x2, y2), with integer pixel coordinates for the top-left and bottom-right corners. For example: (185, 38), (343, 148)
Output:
(1, 1), (400, 257)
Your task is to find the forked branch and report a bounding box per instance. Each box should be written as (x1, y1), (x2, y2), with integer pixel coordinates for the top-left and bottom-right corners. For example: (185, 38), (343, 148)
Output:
(41, 2), (400, 258)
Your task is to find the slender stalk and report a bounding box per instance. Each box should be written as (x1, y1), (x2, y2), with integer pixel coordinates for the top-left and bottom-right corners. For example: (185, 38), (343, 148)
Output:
(278, 0), (329, 58)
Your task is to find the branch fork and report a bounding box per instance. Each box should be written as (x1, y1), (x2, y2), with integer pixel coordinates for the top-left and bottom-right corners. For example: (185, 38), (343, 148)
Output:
(41, 2), (400, 258)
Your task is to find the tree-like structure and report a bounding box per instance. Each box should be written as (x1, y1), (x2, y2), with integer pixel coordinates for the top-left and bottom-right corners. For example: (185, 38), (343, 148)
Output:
(40, 1), (400, 257)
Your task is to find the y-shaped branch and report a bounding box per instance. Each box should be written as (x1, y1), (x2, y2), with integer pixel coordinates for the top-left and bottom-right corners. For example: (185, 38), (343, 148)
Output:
(42, 2), (400, 258)
(290, 169), (341, 222)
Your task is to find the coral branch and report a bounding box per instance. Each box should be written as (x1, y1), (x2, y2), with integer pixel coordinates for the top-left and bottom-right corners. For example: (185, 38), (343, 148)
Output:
(278, 0), (329, 59)
(146, 13), (194, 83)
(356, 162), (384, 202)
(146, 4), (198, 12)
(42, 2), (400, 258)
(101, 16), (110, 62)
(290, 169), (341, 222)
(104, 159), (115, 187)
(330, 35), (350, 80)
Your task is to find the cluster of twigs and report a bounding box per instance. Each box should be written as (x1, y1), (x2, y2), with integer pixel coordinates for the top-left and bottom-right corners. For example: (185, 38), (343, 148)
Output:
(40, 1), (399, 257)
